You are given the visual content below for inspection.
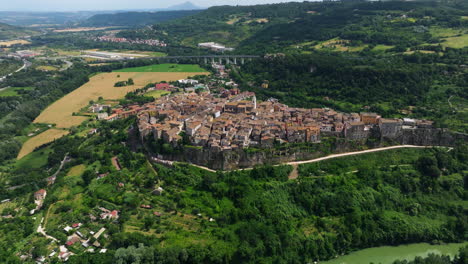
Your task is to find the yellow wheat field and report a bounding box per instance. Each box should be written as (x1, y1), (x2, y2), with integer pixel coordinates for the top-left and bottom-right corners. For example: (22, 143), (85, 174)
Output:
(0, 39), (31, 47)
(34, 72), (208, 128)
(17, 129), (70, 159)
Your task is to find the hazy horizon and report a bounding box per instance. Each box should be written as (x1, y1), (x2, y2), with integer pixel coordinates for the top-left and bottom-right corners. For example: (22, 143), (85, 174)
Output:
(0, 0), (309, 12)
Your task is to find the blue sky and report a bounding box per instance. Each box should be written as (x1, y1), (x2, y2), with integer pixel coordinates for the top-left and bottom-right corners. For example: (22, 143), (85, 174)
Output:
(1, 0), (307, 11)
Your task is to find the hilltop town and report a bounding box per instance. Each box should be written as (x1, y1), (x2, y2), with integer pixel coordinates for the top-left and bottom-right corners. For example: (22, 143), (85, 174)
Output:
(91, 70), (436, 159)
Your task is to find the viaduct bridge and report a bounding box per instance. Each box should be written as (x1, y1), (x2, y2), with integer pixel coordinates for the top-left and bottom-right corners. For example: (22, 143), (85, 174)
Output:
(109, 55), (261, 65)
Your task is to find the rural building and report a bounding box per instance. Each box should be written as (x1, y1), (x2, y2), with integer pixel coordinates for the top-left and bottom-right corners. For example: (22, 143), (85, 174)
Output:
(34, 189), (47, 200)
(155, 83), (170, 90)
(198, 42), (234, 52)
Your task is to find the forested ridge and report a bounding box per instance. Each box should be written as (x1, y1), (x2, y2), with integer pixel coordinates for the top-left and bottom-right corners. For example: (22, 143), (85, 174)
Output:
(114, 0), (467, 52)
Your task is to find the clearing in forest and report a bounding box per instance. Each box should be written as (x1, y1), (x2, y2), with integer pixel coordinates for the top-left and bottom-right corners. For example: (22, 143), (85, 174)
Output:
(17, 129), (69, 160)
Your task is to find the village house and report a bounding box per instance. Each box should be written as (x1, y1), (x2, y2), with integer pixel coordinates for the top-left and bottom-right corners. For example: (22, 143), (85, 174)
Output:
(97, 112), (109, 120)
(100, 208), (119, 220)
(155, 83), (171, 90)
(360, 112), (380, 125)
(34, 189), (47, 200)
(345, 122), (369, 140)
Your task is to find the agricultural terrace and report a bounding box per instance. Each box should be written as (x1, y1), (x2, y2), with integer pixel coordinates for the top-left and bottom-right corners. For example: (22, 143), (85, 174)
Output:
(115, 64), (206, 73)
(17, 129), (69, 159)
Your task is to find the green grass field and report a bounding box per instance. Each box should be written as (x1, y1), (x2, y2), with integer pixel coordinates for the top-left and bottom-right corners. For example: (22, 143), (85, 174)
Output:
(0, 87), (33, 97)
(430, 27), (468, 49)
(145, 90), (171, 98)
(115, 64), (207, 73)
(15, 146), (52, 169)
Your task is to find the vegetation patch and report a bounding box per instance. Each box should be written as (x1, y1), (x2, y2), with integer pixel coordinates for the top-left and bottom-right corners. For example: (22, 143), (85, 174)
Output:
(144, 90), (170, 98)
(17, 129), (69, 159)
(114, 64), (207, 73)
(0, 87), (33, 97)
(14, 146), (52, 169)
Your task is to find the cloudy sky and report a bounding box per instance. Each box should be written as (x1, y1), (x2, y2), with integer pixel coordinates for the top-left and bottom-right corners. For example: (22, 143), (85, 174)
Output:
(1, 0), (307, 11)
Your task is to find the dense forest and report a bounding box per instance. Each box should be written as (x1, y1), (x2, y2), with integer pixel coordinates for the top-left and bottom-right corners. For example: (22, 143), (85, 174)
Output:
(0, 58), (22, 76)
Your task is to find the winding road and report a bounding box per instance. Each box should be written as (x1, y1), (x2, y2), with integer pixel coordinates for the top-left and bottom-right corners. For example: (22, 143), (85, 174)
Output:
(0, 59), (31, 83)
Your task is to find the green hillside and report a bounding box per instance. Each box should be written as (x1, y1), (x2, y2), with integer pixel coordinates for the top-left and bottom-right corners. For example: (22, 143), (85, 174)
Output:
(116, 1), (468, 53)
(0, 22), (37, 40)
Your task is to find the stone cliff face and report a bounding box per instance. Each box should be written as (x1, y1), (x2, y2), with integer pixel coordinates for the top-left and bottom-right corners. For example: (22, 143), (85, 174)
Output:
(398, 128), (467, 146)
(154, 128), (467, 170)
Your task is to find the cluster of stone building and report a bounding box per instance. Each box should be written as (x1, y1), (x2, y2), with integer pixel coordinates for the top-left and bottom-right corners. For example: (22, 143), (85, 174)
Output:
(93, 35), (167, 47)
(127, 90), (434, 152)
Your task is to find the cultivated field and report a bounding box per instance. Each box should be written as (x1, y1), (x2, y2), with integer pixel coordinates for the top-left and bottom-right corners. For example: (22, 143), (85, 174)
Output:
(0, 39), (31, 47)
(53, 27), (111, 33)
(34, 71), (209, 128)
(115, 64), (206, 73)
(17, 129), (69, 160)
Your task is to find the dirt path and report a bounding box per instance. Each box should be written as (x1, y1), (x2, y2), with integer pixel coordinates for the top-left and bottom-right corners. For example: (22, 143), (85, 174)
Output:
(181, 145), (442, 178)
(287, 145), (432, 166)
(37, 217), (59, 242)
(288, 164), (299, 180)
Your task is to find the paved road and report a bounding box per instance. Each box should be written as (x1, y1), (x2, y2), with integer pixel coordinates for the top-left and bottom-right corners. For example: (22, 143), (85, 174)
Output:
(0, 59), (30, 82)
(184, 145), (440, 174)
(51, 154), (69, 179)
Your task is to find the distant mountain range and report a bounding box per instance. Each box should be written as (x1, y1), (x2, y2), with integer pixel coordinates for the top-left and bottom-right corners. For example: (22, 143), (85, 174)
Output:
(81, 9), (203, 27)
(163, 1), (203, 11)
(0, 2), (204, 27)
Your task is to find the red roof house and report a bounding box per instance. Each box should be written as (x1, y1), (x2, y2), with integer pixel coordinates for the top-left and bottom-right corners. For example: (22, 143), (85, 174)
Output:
(155, 83), (170, 90)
